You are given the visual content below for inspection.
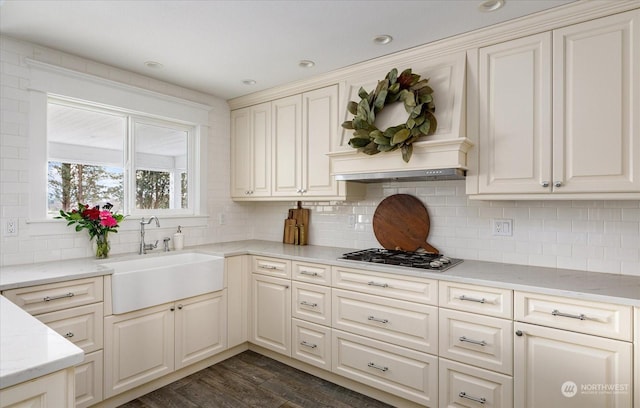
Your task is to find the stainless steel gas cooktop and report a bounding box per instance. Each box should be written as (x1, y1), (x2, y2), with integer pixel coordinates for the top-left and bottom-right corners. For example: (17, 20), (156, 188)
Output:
(340, 248), (463, 272)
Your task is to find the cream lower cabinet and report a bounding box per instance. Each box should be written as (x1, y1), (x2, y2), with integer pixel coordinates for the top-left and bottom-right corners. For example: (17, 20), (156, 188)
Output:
(0, 368), (75, 408)
(514, 291), (633, 408)
(514, 322), (632, 408)
(104, 291), (227, 398)
(250, 273), (291, 356)
(2, 277), (104, 408)
(469, 9), (640, 198)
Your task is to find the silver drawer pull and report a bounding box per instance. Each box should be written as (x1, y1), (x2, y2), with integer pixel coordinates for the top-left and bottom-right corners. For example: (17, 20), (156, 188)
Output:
(260, 265), (278, 270)
(458, 295), (486, 304)
(300, 270), (319, 276)
(367, 281), (389, 288)
(367, 362), (389, 372)
(64, 332), (74, 338)
(300, 341), (317, 349)
(43, 292), (75, 302)
(459, 392), (486, 404)
(299, 301), (318, 308)
(552, 309), (586, 320)
(367, 316), (389, 324)
(459, 336), (487, 346)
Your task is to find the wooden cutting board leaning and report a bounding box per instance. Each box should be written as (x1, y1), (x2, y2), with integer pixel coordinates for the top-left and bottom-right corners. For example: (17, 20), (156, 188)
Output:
(283, 201), (309, 245)
(372, 193), (438, 253)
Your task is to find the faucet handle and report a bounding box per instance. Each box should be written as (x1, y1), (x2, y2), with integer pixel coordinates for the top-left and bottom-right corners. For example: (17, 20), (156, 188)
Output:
(153, 240), (159, 248)
(163, 237), (171, 252)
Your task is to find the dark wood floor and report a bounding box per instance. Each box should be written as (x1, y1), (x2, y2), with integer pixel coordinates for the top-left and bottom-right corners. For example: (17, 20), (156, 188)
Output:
(118, 350), (394, 408)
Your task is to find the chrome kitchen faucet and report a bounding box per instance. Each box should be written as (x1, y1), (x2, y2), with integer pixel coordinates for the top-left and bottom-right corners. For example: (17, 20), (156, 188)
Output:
(139, 216), (160, 254)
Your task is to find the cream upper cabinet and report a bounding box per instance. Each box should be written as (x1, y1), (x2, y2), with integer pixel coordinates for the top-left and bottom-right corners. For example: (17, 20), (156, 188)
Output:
(272, 94), (303, 196)
(230, 102), (271, 199)
(470, 10), (640, 198)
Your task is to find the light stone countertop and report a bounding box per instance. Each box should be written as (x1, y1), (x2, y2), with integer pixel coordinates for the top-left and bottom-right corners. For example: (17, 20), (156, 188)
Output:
(0, 295), (84, 389)
(1, 239), (639, 306)
(1, 239), (639, 389)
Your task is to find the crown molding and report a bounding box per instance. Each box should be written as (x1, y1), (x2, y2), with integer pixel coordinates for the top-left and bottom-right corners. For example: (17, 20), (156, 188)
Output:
(228, 0), (639, 110)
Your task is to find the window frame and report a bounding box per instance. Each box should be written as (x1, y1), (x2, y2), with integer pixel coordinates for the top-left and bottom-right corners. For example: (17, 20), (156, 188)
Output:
(46, 97), (197, 217)
(26, 59), (210, 229)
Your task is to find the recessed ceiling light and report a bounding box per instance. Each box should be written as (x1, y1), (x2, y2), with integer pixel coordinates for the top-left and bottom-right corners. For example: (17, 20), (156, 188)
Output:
(242, 79), (257, 85)
(144, 61), (163, 69)
(298, 60), (315, 68)
(478, 0), (505, 12)
(373, 35), (393, 45)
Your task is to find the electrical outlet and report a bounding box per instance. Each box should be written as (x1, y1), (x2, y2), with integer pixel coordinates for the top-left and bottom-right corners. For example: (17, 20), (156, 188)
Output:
(493, 219), (513, 236)
(5, 219), (18, 237)
(218, 213), (226, 225)
(347, 215), (356, 228)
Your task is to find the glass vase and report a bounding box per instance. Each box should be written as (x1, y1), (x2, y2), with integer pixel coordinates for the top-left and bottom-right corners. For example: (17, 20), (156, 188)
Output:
(95, 233), (110, 259)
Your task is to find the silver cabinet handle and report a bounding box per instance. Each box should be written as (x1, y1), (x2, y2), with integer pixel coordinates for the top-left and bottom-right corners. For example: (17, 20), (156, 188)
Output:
(515, 330), (523, 337)
(170, 306), (175, 311)
(64, 332), (74, 338)
(367, 362), (389, 372)
(299, 301), (318, 308)
(367, 316), (389, 324)
(367, 281), (389, 288)
(301, 189), (307, 194)
(541, 181), (550, 188)
(260, 264), (278, 270)
(459, 336), (487, 346)
(459, 392), (486, 404)
(458, 295), (486, 304)
(554, 181), (562, 188)
(43, 292), (75, 302)
(300, 270), (319, 276)
(177, 304), (183, 310)
(300, 341), (317, 349)
(552, 309), (586, 320)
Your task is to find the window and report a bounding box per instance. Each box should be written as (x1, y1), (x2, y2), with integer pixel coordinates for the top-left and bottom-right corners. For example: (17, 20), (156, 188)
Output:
(47, 99), (195, 216)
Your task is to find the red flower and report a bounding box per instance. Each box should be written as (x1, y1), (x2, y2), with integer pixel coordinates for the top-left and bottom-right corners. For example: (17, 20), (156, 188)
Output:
(81, 207), (100, 220)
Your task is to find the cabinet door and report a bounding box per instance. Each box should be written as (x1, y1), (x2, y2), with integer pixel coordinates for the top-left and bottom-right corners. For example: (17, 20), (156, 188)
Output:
(175, 291), (227, 370)
(250, 274), (291, 356)
(75, 350), (103, 408)
(231, 102), (271, 198)
(514, 322), (632, 408)
(104, 303), (174, 398)
(553, 10), (640, 193)
(0, 369), (75, 408)
(231, 107), (252, 198)
(272, 94), (303, 196)
(478, 32), (552, 194)
(302, 85), (339, 197)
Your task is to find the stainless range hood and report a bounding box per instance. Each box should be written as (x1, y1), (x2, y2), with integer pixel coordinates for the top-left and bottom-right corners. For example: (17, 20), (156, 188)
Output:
(334, 168), (465, 183)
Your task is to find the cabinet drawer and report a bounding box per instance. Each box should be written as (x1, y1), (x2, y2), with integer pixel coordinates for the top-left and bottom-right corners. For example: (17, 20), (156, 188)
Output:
(439, 358), (513, 408)
(292, 318), (331, 371)
(515, 292), (632, 341)
(332, 329), (438, 406)
(292, 281), (331, 326)
(36, 302), (104, 354)
(3, 277), (103, 315)
(333, 288), (437, 354)
(75, 350), (103, 408)
(439, 281), (512, 319)
(252, 256), (291, 278)
(292, 261), (331, 285)
(439, 309), (513, 375)
(332, 266), (437, 305)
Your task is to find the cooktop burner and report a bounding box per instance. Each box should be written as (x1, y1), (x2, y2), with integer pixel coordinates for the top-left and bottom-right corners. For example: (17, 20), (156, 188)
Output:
(340, 248), (463, 272)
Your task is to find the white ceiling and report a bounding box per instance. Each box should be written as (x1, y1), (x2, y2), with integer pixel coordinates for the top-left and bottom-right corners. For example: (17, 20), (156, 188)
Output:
(0, 0), (574, 100)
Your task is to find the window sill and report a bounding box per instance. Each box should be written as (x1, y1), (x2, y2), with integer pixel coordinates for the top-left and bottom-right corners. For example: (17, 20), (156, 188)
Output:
(26, 215), (209, 236)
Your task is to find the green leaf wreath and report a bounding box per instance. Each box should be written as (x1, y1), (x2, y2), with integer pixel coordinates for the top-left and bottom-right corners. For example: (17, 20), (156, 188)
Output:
(341, 68), (437, 162)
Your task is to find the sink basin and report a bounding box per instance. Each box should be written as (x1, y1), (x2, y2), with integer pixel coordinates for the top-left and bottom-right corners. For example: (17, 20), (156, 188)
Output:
(104, 252), (224, 314)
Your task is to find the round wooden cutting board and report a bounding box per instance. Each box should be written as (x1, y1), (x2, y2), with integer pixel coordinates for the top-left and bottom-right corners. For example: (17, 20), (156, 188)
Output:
(372, 194), (438, 253)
